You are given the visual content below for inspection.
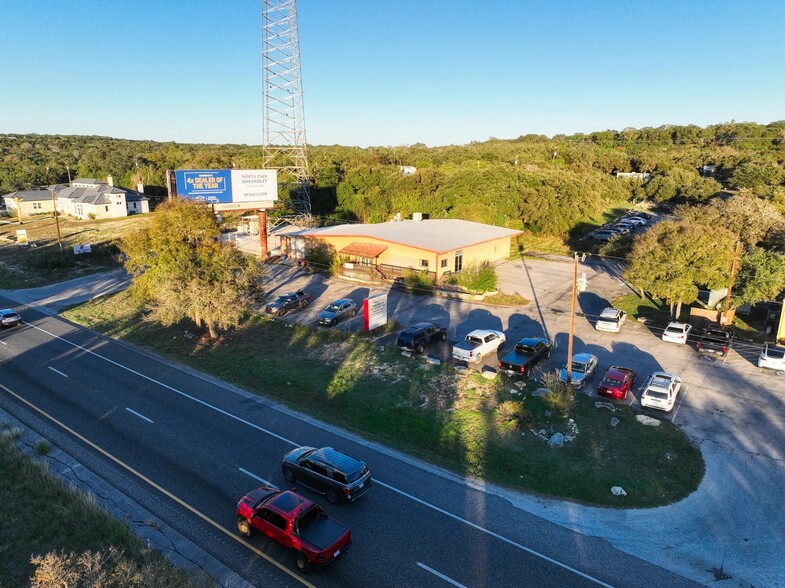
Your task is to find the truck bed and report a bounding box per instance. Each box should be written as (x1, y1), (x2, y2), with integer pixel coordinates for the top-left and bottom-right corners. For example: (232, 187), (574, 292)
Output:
(297, 510), (349, 550)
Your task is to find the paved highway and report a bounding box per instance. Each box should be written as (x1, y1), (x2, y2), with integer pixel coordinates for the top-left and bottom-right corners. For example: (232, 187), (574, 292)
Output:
(0, 300), (700, 588)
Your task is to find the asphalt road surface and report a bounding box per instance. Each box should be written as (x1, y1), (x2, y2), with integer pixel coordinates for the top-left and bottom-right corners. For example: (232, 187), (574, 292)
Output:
(0, 301), (701, 588)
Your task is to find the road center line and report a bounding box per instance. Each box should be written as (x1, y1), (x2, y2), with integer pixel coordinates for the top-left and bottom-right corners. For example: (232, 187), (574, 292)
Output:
(0, 383), (316, 588)
(48, 366), (69, 378)
(417, 562), (467, 587)
(27, 321), (613, 586)
(125, 407), (154, 424)
(239, 467), (274, 486)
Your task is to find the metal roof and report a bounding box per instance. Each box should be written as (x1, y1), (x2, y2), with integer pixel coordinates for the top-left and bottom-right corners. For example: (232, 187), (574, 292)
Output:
(301, 219), (522, 254)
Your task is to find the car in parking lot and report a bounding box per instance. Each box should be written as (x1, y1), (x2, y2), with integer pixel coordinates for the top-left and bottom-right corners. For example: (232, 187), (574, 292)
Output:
(595, 308), (627, 333)
(559, 352), (599, 388)
(396, 322), (448, 354)
(597, 366), (637, 400)
(590, 230), (620, 242)
(758, 343), (785, 372)
(282, 446), (372, 504)
(640, 372), (682, 412)
(625, 216), (647, 226)
(264, 290), (312, 316)
(662, 321), (693, 344)
(0, 309), (21, 328)
(318, 299), (357, 326)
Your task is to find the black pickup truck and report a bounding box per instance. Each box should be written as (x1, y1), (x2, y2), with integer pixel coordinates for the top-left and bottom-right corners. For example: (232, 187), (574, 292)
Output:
(696, 327), (733, 357)
(499, 337), (552, 377)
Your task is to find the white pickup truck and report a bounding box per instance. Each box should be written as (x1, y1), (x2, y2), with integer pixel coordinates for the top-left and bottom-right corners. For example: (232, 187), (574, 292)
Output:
(451, 329), (506, 363)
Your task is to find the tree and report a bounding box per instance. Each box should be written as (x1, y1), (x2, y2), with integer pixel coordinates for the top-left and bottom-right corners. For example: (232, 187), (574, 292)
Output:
(625, 220), (736, 318)
(120, 199), (264, 339)
(734, 247), (785, 305)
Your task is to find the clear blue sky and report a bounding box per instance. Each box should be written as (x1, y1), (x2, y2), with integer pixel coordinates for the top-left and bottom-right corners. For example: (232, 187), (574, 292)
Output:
(1, 0), (783, 147)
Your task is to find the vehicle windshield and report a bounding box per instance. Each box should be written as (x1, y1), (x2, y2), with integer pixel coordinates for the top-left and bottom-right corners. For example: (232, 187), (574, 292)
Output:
(274, 296), (289, 304)
(297, 449), (317, 462)
(516, 345), (535, 354)
(665, 325), (682, 334)
(601, 375), (622, 387)
(571, 362), (587, 374)
(650, 376), (671, 388)
(765, 347), (785, 359)
(346, 465), (367, 484)
(325, 304), (340, 312)
(646, 390), (669, 400)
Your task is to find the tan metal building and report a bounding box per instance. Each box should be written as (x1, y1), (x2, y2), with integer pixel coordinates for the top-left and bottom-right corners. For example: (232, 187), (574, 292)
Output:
(282, 218), (522, 280)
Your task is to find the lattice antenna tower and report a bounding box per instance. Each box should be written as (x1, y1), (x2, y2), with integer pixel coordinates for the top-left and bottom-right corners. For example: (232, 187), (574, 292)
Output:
(262, 0), (311, 218)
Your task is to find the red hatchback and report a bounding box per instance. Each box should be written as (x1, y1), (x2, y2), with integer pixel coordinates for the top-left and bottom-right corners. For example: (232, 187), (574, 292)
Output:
(597, 366), (637, 400)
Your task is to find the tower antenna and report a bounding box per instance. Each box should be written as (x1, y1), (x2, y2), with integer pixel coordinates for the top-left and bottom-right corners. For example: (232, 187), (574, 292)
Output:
(262, 0), (311, 221)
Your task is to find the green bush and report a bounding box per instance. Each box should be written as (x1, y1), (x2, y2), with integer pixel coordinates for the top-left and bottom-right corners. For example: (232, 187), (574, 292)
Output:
(539, 372), (575, 418)
(403, 269), (435, 295)
(458, 261), (498, 293)
(303, 239), (336, 274)
(495, 400), (534, 430)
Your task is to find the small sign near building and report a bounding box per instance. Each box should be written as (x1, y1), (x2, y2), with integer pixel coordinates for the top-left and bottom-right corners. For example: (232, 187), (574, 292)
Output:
(363, 293), (388, 331)
(16, 230), (28, 246)
(73, 244), (92, 255)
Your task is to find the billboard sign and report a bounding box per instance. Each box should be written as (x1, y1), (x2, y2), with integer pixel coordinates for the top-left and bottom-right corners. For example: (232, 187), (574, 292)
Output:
(363, 293), (388, 331)
(174, 169), (278, 211)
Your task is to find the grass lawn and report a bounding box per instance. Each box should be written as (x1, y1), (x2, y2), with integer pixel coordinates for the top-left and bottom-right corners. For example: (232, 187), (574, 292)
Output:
(612, 293), (672, 324)
(0, 428), (209, 588)
(0, 215), (147, 289)
(64, 291), (705, 508)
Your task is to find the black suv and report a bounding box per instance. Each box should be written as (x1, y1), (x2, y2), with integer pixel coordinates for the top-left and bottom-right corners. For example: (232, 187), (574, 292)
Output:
(396, 322), (447, 354)
(281, 446), (371, 503)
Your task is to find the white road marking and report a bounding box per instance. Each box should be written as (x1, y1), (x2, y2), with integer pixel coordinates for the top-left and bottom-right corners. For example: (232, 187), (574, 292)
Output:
(28, 321), (612, 586)
(378, 479), (614, 588)
(125, 407), (154, 424)
(417, 562), (467, 588)
(48, 366), (69, 378)
(238, 467), (274, 486)
(0, 340), (7, 345)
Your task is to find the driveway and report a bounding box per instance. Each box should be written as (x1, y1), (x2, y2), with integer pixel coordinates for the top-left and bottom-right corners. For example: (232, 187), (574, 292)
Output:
(2, 258), (783, 586)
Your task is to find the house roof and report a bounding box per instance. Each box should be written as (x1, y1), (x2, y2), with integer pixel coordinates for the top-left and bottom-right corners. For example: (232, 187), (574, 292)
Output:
(339, 242), (388, 258)
(301, 219), (522, 254)
(2, 190), (52, 202)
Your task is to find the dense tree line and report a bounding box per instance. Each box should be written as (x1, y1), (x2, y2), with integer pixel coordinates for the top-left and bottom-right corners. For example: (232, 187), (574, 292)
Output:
(2, 121), (784, 236)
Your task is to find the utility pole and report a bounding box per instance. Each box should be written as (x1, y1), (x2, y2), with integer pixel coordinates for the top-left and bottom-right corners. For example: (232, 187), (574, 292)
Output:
(566, 252), (578, 384)
(51, 187), (63, 253)
(722, 240), (743, 324)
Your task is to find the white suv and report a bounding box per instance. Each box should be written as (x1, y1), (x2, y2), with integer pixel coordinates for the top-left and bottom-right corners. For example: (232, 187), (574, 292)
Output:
(758, 343), (785, 372)
(595, 308), (627, 333)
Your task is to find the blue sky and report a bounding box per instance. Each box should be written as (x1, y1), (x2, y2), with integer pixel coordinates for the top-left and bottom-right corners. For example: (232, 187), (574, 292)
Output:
(1, 0), (783, 147)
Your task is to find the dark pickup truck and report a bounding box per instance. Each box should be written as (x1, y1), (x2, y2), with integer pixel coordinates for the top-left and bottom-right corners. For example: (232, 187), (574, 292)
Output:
(696, 327), (733, 357)
(499, 337), (552, 377)
(265, 290), (312, 317)
(236, 485), (351, 572)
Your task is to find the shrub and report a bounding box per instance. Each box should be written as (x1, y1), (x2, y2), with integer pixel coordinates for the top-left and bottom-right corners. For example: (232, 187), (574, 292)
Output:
(495, 400), (535, 430)
(88, 213), (96, 220)
(458, 261), (498, 293)
(35, 441), (50, 455)
(403, 269), (435, 295)
(539, 372), (575, 418)
(303, 239), (336, 274)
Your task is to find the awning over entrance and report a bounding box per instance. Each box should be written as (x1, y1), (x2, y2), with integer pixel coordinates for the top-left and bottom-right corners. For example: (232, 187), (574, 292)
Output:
(338, 242), (388, 258)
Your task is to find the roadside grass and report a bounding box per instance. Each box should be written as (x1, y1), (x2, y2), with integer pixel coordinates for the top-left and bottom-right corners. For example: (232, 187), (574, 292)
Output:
(0, 433), (211, 588)
(64, 292), (705, 508)
(0, 215), (146, 289)
(612, 293), (672, 324)
(482, 292), (531, 306)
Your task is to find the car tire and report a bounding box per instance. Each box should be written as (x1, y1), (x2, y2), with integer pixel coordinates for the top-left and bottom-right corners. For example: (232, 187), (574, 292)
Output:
(416, 343), (425, 354)
(326, 489), (339, 504)
(474, 353), (483, 364)
(237, 517), (253, 537)
(294, 552), (310, 573)
(350, 309), (357, 317)
(283, 467), (296, 483)
(300, 300), (308, 309)
(277, 309), (285, 317)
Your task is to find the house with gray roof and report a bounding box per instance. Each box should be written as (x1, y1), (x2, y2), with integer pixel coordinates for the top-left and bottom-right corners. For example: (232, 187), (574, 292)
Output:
(282, 216), (522, 280)
(2, 177), (149, 220)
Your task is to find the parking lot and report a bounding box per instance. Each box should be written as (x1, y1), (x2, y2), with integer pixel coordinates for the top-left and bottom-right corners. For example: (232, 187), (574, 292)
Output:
(260, 257), (785, 587)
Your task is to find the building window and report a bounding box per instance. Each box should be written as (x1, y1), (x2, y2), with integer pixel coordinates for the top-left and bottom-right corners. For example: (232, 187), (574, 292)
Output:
(105, 206), (109, 212)
(440, 259), (448, 268)
(420, 259), (429, 268)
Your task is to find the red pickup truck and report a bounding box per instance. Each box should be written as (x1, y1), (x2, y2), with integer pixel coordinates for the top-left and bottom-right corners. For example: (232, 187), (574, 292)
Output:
(236, 485), (351, 572)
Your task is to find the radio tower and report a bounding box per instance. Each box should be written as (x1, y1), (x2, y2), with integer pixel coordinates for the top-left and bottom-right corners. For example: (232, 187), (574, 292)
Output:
(262, 0), (311, 220)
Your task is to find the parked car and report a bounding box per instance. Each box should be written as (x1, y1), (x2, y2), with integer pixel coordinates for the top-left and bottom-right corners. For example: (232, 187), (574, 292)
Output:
(318, 299), (357, 326)
(282, 446), (371, 504)
(758, 343), (785, 372)
(595, 308), (627, 333)
(498, 337), (552, 377)
(597, 366), (637, 400)
(590, 231), (618, 242)
(640, 372), (682, 412)
(559, 352), (599, 388)
(0, 309), (21, 328)
(451, 329), (506, 364)
(625, 216), (647, 226)
(265, 290), (312, 317)
(662, 321), (693, 344)
(696, 327), (733, 357)
(236, 485), (351, 571)
(396, 322), (448, 354)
